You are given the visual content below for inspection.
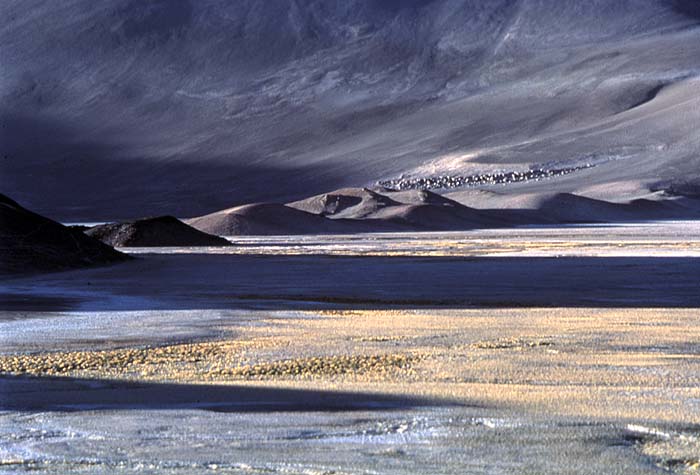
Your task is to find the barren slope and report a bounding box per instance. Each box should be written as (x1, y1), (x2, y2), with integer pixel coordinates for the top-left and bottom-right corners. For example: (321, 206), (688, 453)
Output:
(2, 1), (700, 220)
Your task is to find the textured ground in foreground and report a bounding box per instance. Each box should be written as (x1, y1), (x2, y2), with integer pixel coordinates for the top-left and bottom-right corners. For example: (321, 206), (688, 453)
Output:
(3, 307), (700, 473)
(2, 226), (700, 473)
(3, 307), (700, 425)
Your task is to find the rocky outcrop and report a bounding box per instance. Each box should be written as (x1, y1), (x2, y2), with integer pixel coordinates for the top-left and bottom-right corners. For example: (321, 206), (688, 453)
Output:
(87, 216), (232, 247)
(0, 194), (129, 275)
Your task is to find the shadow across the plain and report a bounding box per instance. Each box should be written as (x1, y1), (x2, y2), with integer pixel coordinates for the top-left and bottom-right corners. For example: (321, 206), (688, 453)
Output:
(0, 374), (452, 413)
(2, 254), (700, 311)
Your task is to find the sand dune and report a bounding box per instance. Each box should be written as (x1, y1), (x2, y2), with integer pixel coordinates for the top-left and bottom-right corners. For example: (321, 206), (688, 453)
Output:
(364, 203), (500, 230)
(0, 194), (128, 275)
(184, 186), (700, 236)
(189, 188), (510, 235)
(291, 187), (510, 229)
(288, 187), (400, 219)
(186, 202), (387, 236)
(380, 189), (466, 207)
(376, 189), (514, 228)
(87, 216), (231, 247)
(447, 190), (700, 223)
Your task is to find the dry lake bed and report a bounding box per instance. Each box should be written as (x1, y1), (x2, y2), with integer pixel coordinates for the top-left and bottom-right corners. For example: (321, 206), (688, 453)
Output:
(1, 222), (700, 474)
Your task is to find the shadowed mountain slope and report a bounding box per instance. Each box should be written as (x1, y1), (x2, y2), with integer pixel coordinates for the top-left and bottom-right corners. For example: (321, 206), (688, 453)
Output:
(2, 1), (700, 220)
(0, 193), (129, 275)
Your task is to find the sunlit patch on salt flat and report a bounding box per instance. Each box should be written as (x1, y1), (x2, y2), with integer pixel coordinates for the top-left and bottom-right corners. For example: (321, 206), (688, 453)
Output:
(120, 222), (700, 258)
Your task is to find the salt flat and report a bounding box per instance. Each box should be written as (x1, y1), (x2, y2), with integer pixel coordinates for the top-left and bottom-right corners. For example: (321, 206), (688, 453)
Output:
(1, 223), (699, 474)
(133, 221), (700, 258)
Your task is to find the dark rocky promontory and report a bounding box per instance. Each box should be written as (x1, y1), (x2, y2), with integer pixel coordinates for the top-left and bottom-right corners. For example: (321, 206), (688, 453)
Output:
(0, 194), (129, 275)
(87, 216), (232, 247)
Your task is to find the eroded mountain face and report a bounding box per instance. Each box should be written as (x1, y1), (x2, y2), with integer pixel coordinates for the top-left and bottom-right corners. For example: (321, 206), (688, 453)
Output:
(2, 0), (700, 220)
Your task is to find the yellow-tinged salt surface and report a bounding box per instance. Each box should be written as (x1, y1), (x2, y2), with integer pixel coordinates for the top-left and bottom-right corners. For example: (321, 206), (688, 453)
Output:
(123, 239), (700, 257)
(2, 308), (700, 424)
(121, 224), (700, 257)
